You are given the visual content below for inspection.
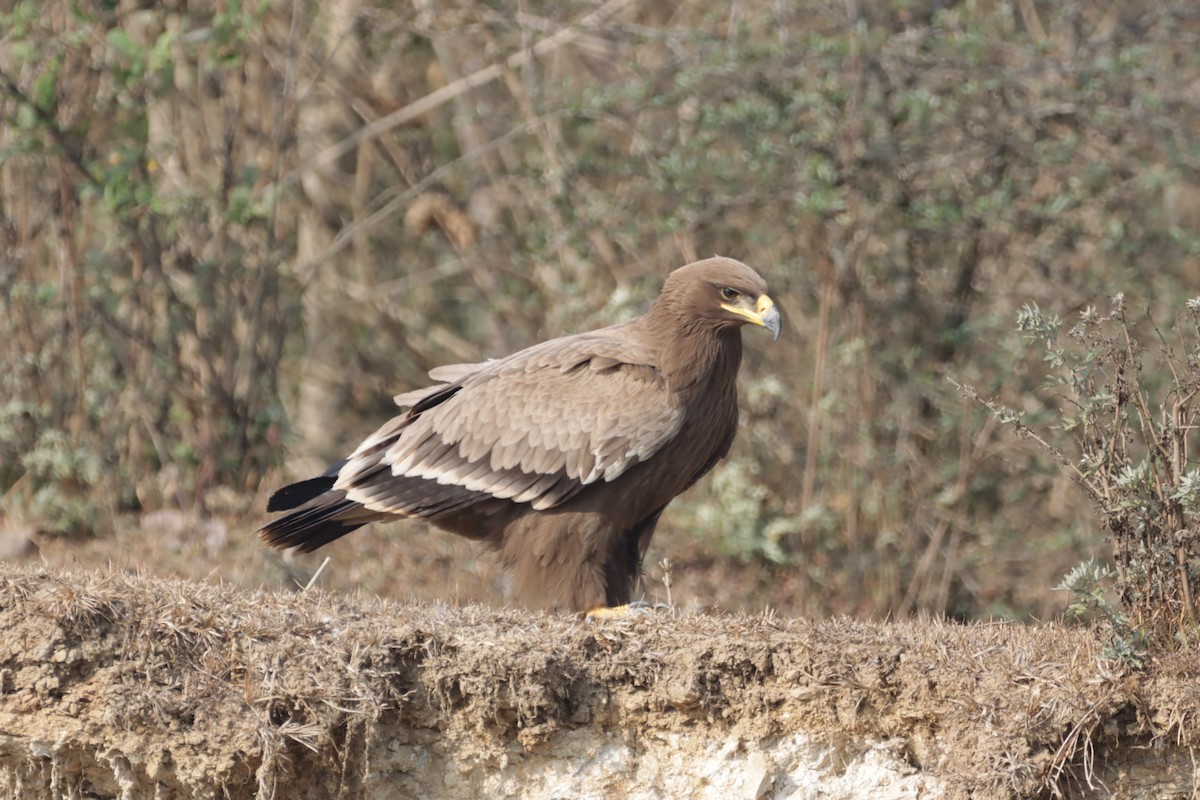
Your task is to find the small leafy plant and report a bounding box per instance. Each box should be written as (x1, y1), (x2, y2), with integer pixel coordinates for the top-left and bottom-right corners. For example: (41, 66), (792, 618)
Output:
(1055, 559), (1144, 667)
(958, 294), (1200, 647)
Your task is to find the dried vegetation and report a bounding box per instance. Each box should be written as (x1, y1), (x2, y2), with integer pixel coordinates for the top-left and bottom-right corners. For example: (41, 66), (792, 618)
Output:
(4, 0), (1200, 621)
(2, 564), (1200, 799)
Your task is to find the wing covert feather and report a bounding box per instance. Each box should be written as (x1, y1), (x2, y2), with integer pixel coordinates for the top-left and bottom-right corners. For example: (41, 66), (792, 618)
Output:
(335, 333), (682, 514)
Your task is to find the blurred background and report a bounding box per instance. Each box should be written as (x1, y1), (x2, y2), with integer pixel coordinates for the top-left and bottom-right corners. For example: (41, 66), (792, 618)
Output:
(2, 0), (1198, 620)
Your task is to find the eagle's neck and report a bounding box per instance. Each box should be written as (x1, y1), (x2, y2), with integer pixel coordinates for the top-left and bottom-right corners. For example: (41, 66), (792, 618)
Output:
(649, 315), (744, 399)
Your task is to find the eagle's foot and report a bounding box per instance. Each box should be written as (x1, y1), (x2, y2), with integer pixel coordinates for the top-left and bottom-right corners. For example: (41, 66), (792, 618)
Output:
(585, 600), (671, 621)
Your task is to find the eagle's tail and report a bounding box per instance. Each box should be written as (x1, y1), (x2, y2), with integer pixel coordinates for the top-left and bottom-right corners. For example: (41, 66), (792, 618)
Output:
(260, 460), (383, 552)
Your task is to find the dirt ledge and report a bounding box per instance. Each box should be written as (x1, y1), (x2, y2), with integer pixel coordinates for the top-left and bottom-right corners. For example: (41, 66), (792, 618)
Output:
(0, 564), (1197, 799)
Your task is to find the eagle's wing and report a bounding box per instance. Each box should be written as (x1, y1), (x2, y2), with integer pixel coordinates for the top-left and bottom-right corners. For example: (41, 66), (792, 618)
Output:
(334, 332), (683, 515)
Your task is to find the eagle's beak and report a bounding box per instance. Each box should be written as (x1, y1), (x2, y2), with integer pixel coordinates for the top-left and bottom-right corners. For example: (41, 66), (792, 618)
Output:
(723, 294), (782, 340)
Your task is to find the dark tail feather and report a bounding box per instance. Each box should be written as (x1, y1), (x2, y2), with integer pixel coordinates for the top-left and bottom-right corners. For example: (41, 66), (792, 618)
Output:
(267, 475), (337, 512)
(262, 460), (375, 552)
(259, 489), (379, 552)
(266, 458), (349, 512)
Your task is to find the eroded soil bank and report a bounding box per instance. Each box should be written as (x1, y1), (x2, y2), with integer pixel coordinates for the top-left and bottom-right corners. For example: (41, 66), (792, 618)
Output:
(0, 565), (1196, 799)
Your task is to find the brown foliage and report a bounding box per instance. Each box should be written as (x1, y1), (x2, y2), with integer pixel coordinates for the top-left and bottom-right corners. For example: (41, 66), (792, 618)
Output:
(3, 0), (1200, 621)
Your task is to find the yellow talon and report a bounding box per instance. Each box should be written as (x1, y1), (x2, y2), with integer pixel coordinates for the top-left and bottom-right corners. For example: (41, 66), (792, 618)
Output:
(585, 601), (669, 621)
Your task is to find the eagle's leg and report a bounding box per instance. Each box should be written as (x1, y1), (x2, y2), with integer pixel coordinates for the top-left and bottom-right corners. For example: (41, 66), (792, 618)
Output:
(584, 508), (669, 619)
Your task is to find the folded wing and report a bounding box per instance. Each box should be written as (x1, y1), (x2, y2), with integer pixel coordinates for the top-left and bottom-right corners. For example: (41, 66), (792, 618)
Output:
(334, 333), (682, 516)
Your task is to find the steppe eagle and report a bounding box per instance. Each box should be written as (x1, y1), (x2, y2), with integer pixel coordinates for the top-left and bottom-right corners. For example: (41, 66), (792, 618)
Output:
(260, 257), (781, 612)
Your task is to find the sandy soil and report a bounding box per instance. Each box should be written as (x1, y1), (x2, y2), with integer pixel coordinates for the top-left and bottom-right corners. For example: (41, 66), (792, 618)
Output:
(2, 564), (1198, 799)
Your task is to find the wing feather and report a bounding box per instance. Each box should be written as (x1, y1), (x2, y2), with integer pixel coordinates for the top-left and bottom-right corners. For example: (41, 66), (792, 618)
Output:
(333, 329), (683, 516)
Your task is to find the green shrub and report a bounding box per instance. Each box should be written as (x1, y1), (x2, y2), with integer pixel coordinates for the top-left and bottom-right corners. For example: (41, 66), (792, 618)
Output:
(966, 296), (1200, 646)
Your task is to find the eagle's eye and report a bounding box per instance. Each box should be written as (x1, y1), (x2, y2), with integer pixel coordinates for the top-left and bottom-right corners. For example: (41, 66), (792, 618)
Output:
(720, 287), (739, 301)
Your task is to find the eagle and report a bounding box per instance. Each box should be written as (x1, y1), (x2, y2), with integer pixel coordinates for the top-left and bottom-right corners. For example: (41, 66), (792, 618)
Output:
(260, 257), (781, 613)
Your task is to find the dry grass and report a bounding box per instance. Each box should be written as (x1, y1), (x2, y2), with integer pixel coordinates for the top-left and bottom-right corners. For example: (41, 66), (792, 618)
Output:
(2, 563), (1198, 798)
(6, 507), (820, 617)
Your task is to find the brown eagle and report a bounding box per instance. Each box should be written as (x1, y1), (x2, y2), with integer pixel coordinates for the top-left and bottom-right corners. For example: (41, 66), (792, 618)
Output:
(261, 257), (780, 612)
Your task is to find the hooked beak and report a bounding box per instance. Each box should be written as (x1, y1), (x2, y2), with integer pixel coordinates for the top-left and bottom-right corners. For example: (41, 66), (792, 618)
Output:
(722, 294), (782, 340)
